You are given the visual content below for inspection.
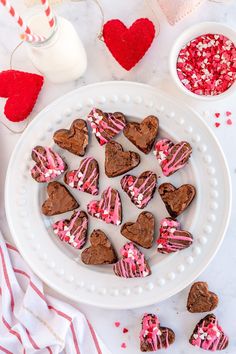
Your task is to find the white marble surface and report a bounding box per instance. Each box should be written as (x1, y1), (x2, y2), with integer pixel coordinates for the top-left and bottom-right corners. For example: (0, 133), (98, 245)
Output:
(0, 0), (236, 353)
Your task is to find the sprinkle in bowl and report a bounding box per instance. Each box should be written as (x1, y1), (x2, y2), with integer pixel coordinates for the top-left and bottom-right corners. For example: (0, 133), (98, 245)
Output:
(169, 22), (236, 100)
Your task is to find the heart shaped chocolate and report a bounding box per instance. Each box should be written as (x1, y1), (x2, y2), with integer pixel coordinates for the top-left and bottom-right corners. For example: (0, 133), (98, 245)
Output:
(187, 282), (218, 313)
(31, 146), (67, 183)
(53, 210), (88, 249)
(154, 138), (192, 176)
(65, 157), (99, 195)
(87, 187), (122, 225)
(105, 141), (140, 177)
(81, 229), (117, 265)
(42, 182), (79, 216)
(121, 212), (154, 248)
(159, 183), (196, 218)
(124, 115), (159, 154)
(157, 217), (193, 253)
(113, 242), (151, 278)
(87, 108), (126, 145)
(53, 119), (88, 156)
(121, 171), (157, 209)
(189, 314), (229, 351)
(140, 313), (175, 351)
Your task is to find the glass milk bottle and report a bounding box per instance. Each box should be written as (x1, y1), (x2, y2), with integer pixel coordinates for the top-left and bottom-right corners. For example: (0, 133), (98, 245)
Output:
(26, 14), (87, 83)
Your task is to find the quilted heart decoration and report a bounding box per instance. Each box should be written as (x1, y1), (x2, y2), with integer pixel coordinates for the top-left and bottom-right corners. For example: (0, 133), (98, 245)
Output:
(103, 18), (155, 71)
(0, 70), (44, 122)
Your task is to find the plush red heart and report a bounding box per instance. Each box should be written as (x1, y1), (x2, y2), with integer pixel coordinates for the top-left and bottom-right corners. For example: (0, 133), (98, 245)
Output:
(0, 70), (44, 122)
(103, 18), (155, 71)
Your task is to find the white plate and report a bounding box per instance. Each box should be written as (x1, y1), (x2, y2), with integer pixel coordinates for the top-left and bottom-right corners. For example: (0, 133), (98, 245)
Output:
(5, 81), (231, 309)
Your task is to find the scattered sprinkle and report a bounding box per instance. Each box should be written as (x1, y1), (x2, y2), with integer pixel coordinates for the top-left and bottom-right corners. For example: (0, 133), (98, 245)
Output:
(215, 122), (221, 128)
(215, 113), (220, 118)
(226, 111), (232, 116)
(123, 328), (129, 333)
(115, 321), (120, 327)
(226, 118), (232, 125)
(121, 342), (127, 349)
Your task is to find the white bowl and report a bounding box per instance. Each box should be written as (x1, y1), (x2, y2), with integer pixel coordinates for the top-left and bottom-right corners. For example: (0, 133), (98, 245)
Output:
(169, 22), (236, 101)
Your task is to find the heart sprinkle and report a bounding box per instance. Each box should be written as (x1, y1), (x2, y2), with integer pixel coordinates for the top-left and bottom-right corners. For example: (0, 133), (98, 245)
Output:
(215, 122), (221, 128)
(121, 342), (127, 349)
(226, 111), (232, 116)
(226, 118), (232, 125)
(115, 322), (120, 328)
(215, 113), (220, 118)
(123, 328), (129, 333)
(177, 33), (236, 96)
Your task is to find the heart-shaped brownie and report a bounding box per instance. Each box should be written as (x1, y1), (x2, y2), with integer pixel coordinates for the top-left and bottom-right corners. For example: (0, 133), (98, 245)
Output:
(154, 138), (192, 176)
(0, 70), (44, 122)
(189, 314), (229, 351)
(159, 183), (196, 218)
(53, 119), (88, 156)
(121, 171), (157, 209)
(42, 182), (79, 216)
(105, 141), (140, 177)
(140, 313), (175, 351)
(87, 187), (122, 225)
(103, 19), (155, 71)
(121, 212), (154, 248)
(187, 282), (219, 313)
(113, 242), (151, 278)
(65, 157), (99, 195)
(81, 229), (117, 265)
(157, 217), (193, 253)
(124, 115), (159, 154)
(31, 146), (67, 183)
(87, 108), (126, 145)
(53, 210), (88, 249)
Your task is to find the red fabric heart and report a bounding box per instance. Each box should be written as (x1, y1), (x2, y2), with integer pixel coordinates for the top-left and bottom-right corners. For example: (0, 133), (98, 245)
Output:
(0, 70), (44, 122)
(103, 18), (155, 71)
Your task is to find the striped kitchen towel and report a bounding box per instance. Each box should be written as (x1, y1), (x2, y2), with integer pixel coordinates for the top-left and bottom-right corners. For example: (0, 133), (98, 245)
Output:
(0, 232), (108, 353)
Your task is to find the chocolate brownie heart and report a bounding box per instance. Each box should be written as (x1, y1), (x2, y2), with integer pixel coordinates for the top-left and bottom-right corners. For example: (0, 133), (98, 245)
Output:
(81, 229), (117, 265)
(31, 146), (67, 183)
(113, 242), (151, 278)
(65, 157), (99, 195)
(187, 282), (218, 313)
(87, 108), (126, 145)
(53, 119), (88, 156)
(140, 313), (175, 351)
(42, 182), (79, 216)
(121, 212), (154, 248)
(53, 210), (88, 249)
(189, 314), (229, 351)
(121, 171), (157, 209)
(124, 115), (159, 154)
(154, 138), (192, 176)
(105, 141), (140, 177)
(159, 183), (196, 218)
(157, 217), (193, 253)
(87, 187), (122, 225)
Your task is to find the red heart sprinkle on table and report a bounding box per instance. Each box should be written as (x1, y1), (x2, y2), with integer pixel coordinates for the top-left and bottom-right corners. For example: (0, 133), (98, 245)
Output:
(123, 328), (129, 333)
(226, 118), (232, 125)
(215, 122), (221, 128)
(215, 113), (220, 118)
(226, 111), (232, 116)
(115, 321), (120, 327)
(121, 342), (127, 349)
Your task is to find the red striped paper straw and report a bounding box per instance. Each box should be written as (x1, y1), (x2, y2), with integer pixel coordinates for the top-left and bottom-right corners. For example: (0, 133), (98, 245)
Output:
(21, 33), (46, 43)
(0, 0), (31, 34)
(41, 0), (55, 28)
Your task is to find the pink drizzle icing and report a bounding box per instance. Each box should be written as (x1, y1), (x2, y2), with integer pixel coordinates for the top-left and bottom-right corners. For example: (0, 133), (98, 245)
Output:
(154, 138), (191, 176)
(31, 146), (66, 182)
(66, 157), (99, 195)
(87, 108), (126, 145)
(190, 315), (228, 351)
(52, 210), (88, 249)
(121, 171), (157, 209)
(157, 218), (193, 254)
(113, 242), (150, 278)
(87, 187), (122, 225)
(140, 314), (170, 351)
